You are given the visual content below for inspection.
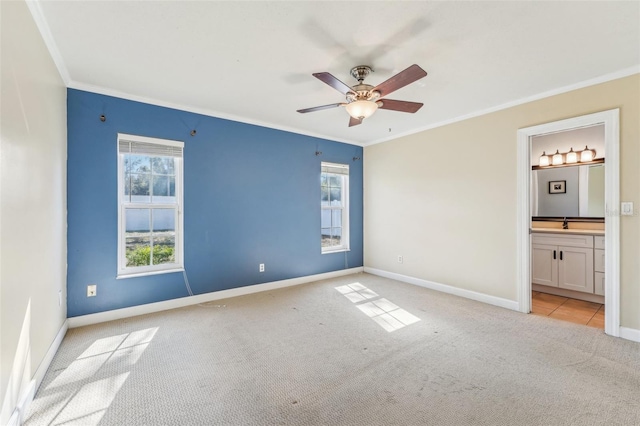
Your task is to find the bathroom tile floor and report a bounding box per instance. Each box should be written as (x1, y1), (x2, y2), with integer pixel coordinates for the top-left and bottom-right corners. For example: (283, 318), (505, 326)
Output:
(531, 291), (604, 329)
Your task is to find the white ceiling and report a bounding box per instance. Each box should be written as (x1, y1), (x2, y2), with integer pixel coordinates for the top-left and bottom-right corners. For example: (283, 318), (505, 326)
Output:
(34, 1), (639, 146)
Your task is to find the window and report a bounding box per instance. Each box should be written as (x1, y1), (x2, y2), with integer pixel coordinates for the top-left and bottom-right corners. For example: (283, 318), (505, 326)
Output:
(117, 134), (184, 277)
(321, 162), (349, 253)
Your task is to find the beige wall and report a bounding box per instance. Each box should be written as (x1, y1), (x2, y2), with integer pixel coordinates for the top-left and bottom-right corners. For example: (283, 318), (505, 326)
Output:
(0, 1), (67, 423)
(364, 74), (640, 329)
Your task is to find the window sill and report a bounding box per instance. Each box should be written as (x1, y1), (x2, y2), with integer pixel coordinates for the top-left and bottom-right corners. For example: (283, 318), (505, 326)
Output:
(322, 248), (350, 255)
(117, 267), (184, 280)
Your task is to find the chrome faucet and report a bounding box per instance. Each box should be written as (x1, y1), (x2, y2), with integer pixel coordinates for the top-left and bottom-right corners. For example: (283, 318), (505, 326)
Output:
(562, 217), (569, 229)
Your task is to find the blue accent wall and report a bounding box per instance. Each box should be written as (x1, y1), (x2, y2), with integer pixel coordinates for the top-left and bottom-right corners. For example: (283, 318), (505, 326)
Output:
(67, 89), (363, 317)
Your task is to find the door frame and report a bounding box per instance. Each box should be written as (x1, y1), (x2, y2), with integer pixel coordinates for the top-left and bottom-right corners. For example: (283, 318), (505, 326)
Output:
(516, 109), (620, 336)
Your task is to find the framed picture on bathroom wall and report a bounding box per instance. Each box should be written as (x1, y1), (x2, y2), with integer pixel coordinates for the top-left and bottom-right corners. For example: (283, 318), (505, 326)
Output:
(549, 180), (566, 194)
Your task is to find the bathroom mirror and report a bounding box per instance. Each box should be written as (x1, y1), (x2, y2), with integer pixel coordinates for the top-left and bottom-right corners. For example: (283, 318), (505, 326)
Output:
(532, 164), (604, 218)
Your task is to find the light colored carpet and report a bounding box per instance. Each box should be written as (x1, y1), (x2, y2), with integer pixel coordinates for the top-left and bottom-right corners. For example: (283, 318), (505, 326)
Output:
(25, 273), (640, 425)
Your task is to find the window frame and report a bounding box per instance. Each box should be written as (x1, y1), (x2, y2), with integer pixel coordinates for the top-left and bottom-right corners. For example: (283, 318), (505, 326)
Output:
(321, 162), (350, 254)
(117, 133), (184, 278)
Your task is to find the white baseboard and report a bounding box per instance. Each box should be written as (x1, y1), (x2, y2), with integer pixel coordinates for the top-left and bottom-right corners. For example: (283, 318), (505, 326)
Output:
(69, 267), (364, 328)
(7, 320), (68, 426)
(363, 267), (520, 311)
(619, 326), (640, 343)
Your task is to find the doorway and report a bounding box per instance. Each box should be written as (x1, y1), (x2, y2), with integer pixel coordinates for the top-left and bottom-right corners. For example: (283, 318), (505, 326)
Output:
(516, 109), (620, 337)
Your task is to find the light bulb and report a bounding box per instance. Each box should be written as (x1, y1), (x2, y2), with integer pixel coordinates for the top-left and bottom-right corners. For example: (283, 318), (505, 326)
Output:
(552, 149), (564, 166)
(539, 151), (550, 167)
(580, 145), (595, 162)
(566, 148), (578, 164)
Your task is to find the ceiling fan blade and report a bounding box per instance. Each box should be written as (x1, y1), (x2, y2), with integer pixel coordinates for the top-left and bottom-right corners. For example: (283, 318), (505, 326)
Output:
(371, 64), (427, 98)
(313, 72), (354, 95)
(378, 99), (424, 113)
(297, 103), (343, 113)
(348, 116), (362, 127)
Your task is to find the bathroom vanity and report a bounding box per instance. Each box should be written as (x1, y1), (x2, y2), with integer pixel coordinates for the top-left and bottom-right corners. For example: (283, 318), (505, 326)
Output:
(532, 229), (604, 303)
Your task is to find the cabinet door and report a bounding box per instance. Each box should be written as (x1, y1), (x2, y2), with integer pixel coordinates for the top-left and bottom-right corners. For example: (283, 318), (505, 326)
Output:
(558, 246), (594, 293)
(532, 244), (558, 287)
(594, 272), (605, 296)
(594, 249), (605, 273)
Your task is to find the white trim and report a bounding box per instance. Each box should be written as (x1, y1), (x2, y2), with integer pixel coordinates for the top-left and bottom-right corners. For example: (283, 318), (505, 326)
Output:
(26, 0), (637, 153)
(117, 133), (184, 148)
(321, 165), (350, 254)
(24, 0), (71, 85)
(69, 81), (362, 147)
(619, 327), (640, 343)
(116, 268), (185, 280)
(7, 320), (68, 426)
(516, 124), (532, 314)
(68, 267), (364, 328)
(68, 68), (638, 149)
(367, 67), (639, 147)
(363, 267), (520, 311)
(516, 109), (620, 336)
(117, 134), (184, 277)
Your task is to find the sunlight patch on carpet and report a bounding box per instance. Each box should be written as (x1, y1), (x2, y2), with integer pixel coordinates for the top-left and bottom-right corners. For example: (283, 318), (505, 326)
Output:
(30, 327), (158, 425)
(336, 283), (420, 332)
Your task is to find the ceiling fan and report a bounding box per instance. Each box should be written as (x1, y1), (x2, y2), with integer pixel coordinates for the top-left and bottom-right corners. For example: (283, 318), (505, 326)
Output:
(297, 64), (427, 127)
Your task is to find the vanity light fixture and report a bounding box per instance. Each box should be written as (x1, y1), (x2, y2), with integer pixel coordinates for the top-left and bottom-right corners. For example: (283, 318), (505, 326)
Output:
(580, 145), (596, 162)
(565, 147), (578, 164)
(539, 151), (551, 167)
(534, 146), (601, 169)
(551, 149), (564, 166)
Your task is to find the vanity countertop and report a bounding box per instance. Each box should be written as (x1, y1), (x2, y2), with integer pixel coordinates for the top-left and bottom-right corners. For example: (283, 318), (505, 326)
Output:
(531, 228), (604, 236)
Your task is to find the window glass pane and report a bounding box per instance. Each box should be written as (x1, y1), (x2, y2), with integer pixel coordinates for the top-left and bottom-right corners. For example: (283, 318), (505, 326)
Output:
(321, 174), (328, 188)
(152, 209), (176, 265)
(321, 228), (332, 248)
(152, 157), (175, 175)
(153, 236), (175, 265)
(332, 209), (342, 227)
(152, 175), (169, 202)
(321, 210), (331, 228)
(321, 186), (329, 207)
(126, 235), (151, 267)
(130, 173), (151, 203)
(124, 171), (131, 198)
(126, 209), (150, 232)
(152, 209), (175, 232)
(332, 227), (342, 246)
(329, 175), (341, 188)
(330, 187), (342, 205)
(169, 176), (176, 197)
(127, 155), (151, 174)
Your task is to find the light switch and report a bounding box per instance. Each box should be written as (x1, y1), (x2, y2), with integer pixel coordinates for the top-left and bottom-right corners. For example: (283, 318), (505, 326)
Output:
(621, 202), (634, 216)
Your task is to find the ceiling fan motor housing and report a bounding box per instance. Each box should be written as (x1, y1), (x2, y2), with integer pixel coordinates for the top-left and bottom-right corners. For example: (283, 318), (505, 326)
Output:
(346, 84), (380, 103)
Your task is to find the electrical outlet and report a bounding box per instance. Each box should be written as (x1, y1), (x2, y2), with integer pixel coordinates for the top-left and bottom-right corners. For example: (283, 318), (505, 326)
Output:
(87, 284), (97, 297)
(398, 255), (403, 264)
(259, 263), (265, 272)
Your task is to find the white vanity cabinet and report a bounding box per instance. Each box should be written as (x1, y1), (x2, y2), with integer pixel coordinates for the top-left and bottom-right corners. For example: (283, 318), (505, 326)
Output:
(532, 233), (594, 294)
(594, 236), (605, 296)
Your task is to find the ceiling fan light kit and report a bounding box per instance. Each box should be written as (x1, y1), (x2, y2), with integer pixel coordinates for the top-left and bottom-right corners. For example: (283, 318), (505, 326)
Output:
(297, 64), (427, 127)
(345, 100), (379, 120)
